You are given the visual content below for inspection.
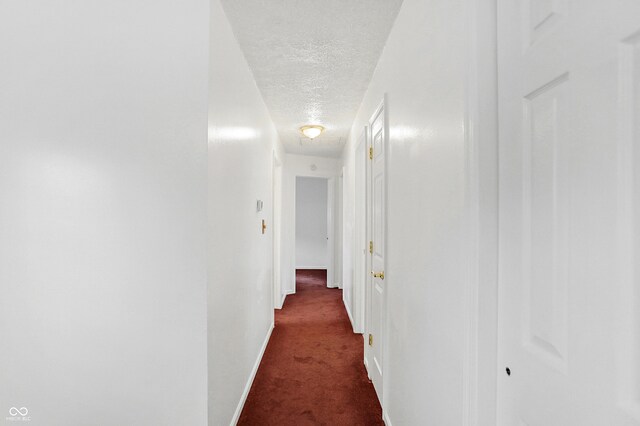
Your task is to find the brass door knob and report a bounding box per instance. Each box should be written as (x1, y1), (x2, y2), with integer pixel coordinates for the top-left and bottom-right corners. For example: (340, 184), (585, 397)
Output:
(371, 271), (385, 280)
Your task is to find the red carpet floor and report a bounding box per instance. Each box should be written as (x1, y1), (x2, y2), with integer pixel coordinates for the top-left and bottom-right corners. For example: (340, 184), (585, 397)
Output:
(238, 269), (384, 425)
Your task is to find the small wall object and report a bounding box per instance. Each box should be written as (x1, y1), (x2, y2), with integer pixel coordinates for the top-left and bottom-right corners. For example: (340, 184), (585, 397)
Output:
(256, 199), (263, 212)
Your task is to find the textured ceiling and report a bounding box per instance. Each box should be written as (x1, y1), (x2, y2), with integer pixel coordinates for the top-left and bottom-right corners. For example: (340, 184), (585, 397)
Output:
(220, 0), (403, 158)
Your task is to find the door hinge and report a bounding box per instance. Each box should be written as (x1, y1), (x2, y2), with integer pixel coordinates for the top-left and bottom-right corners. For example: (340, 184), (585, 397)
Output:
(368, 334), (373, 346)
(369, 147), (373, 160)
(369, 240), (373, 254)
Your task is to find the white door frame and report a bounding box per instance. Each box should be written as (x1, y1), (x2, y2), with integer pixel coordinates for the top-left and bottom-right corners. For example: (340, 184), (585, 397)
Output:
(336, 171), (344, 289)
(461, 0), (499, 425)
(618, 27), (640, 419)
(364, 125), (373, 367)
(352, 127), (368, 334)
(364, 96), (388, 414)
(326, 176), (336, 288)
(291, 173), (338, 292)
(272, 152), (283, 309)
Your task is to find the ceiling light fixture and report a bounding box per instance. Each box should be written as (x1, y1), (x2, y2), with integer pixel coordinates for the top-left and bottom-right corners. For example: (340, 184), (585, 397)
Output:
(300, 125), (325, 139)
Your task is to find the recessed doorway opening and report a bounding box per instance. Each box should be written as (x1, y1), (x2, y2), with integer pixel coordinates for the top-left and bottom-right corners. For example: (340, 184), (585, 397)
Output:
(295, 176), (330, 283)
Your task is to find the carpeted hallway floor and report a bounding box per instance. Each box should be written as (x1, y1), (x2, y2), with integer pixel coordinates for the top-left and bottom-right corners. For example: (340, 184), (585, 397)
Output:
(238, 269), (384, 425)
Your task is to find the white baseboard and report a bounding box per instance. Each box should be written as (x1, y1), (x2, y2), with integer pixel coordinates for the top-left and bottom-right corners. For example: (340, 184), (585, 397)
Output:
(230, 322), (274, 426)
(296, 266), (327, 270)
(276, 293), (286, 309)
(277, 290), (293, 309)
(343, 297), (355, 330)
(364, 355), (370, 379)
(383, 410), (393, 426)
(278, 290), (294, 308)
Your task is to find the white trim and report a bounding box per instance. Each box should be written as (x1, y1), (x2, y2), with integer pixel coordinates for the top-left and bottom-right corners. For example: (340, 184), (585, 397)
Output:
(230, 323), (274, 426)
(462, 1), (499, 426)
(292, 175), (336, 293)
(363, 96), (388, 413)
(272, 152), (283, 311)
(343, 295), (355, 329)
(364, 356), (370, 379)
(617, 30), (640, 420)
(353, 126), (368, 334)
(336, 170), (344, 291)
(379, 94), (390, 416)
(287, 156), (342, 297)
(383, 410), (393, 426)
(327, 177), (336, 290)
(276, 292), (287, 310)
(295, 266), (327, 270)
(278, 289), (295, 309)
(462, 3), (481, 421)
(291, 176), (297, 294)
(363, 123), (373, 366)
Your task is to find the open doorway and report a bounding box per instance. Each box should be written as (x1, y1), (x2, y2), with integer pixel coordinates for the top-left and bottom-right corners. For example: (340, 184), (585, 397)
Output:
(295, 176), (329, 285)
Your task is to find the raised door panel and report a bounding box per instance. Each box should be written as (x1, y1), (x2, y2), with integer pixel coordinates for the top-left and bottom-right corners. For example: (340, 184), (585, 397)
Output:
(522, 74), (569, 374)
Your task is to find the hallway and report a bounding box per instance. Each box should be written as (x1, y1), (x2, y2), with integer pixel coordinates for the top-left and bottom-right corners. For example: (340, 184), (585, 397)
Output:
(239, 270), (383, 425)
(3, 0), (640, 424)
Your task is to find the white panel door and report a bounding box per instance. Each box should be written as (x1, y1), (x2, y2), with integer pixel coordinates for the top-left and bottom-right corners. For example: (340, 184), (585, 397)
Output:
(366, 101), (386, 404)
(498, 1), (640, 425)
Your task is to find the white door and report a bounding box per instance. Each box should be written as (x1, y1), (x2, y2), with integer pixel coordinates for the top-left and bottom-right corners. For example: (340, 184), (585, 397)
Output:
(497, 1), (640, 425)
(365, 101), (386, 404)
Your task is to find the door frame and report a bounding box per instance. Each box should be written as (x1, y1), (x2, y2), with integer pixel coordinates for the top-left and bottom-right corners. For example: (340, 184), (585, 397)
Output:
(364, 96), (389, 415)
(291, 174), (337, 293)
(272, 152), (283, 309)
(336, 170), (344, 289)
(461, 0), (499, 425)
(326, 176), (336, 288)
(352, 127), (368, 334)
(618, 29), (640, 419)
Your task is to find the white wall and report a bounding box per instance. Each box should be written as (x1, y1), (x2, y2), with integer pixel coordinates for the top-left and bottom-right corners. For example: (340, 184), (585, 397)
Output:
(208, 0), (284, 424)
(295, 177), (328, 269)
(281, 154), (341, 297)
(0, 1), (209, 425)
(341, 0), (498, 424)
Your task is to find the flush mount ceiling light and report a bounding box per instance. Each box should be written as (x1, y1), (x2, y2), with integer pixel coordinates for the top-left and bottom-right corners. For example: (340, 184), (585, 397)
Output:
(300, 125), (325, 139)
